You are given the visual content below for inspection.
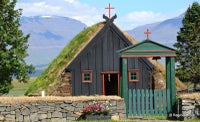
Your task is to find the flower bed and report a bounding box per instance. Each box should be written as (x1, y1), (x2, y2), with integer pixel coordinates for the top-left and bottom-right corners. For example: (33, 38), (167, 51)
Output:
(81, 101), (112, 120)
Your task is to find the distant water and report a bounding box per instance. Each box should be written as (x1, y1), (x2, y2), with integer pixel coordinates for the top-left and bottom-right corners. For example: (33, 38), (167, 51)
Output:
(29, 69), (44, 77)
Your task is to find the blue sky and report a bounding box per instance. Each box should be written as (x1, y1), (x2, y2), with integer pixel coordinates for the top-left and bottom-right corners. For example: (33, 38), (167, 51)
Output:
(17, 0), (199, 30)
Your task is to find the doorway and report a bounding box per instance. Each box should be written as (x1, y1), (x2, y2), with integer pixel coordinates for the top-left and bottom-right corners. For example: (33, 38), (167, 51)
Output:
(102, 72), (120, 96)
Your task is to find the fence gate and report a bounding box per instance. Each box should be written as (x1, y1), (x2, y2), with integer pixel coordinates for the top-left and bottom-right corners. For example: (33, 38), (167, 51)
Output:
(128, 89), (171, 117)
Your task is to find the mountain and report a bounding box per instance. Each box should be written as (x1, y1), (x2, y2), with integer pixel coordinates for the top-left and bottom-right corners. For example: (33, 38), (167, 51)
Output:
(127, 13), (184, 48)
(20, 16), (86, 69)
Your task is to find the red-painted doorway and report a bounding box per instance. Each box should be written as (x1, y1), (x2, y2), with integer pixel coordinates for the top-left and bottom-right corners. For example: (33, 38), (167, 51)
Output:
(102, 72), (120, 96)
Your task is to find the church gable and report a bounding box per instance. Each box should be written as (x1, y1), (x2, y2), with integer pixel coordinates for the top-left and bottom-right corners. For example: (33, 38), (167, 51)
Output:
(66, 16), (154, 96)
(67, 19), (133, 70)
(118, 40), (176, 57)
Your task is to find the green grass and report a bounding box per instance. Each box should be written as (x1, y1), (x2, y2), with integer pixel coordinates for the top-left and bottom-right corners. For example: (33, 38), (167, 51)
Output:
(71, 120), (137, 122)
(25, 22), (104, 95)
(184, 119), (200, 122)
(3, 78), (35, 96)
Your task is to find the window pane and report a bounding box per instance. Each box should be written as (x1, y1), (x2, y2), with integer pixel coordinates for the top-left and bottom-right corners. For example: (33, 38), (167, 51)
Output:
(130, 72), (137, 80)
(129, 70), (139, 82)
(84, 72), (90, 81)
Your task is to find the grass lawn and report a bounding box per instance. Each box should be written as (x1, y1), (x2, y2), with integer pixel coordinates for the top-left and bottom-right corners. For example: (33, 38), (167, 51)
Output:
(3, 78), (35, 97)
(184, 119), (200, 122)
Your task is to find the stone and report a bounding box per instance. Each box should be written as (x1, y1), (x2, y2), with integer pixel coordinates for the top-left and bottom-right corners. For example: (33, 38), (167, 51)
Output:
(111, 115), (120, 120)
(0, 115), (4, 121)
(65, 105), (75, 112)
(15, 109), (21, 116)
(182, 106), (195, 110)
(76, 102), (85, 108)
(5, 107), (11, 111)
(5, 115), (15, 121)
(182, 99), (195, 104)
(38, 114), (48, 120)
(30, 113), (39, 122)
(0, 107), (6, 112)
(24, 103), (31, 108)
(71, 102), (77, 107)
(62, 112), (67, 117)
(66, 111), (74, 116)
(119, 113), (126, 120)
(38, 106), (49, 110)
(55, 107), (62, 112)
(24, 115), (30, 122)
(16, 115), (23, 122)
(74, 112), (82, 116)
(52, 111), (62, 118)
(117, 101), (125, 110)
(110, 101), (117, 106)
(182, 110), (193, 117)
(47, 112), (51, 119)
(10, 111), (15, 115)
(47, 103), (55, 107)
(40, 119), (50, 122)
(21, 107), (31, 115)
(66, 116), (76, 121)
(51, 118), (67, 122)
(30, 106), (39, 113)
(60, 104), (68, 109)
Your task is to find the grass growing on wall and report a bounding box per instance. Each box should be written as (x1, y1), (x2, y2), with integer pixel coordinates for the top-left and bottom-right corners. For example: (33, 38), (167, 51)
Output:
(25, 22), (104, 95)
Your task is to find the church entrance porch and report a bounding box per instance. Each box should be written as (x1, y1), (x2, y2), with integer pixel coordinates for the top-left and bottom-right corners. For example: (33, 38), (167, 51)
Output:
(102, 72), (120, 96)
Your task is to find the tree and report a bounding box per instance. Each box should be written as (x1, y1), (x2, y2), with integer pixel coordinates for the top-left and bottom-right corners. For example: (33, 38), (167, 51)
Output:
(174, 2), (200, 89)
(0, 0), (34, 95)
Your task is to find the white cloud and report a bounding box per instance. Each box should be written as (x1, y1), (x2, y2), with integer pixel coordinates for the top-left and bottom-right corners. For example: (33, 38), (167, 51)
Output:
(115, 11), (169, 30)
(16, 0), (103, 26)
(17, 2), (61, 16)
(64, 0), (76, 3)
(17, 0), (183, 30)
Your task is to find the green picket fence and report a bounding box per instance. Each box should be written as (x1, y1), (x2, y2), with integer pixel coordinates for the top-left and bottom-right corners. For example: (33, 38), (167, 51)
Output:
(128, 89), (171, 116)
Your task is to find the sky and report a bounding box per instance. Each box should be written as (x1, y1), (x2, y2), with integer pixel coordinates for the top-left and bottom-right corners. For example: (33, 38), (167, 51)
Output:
(16, 0), (199, 30)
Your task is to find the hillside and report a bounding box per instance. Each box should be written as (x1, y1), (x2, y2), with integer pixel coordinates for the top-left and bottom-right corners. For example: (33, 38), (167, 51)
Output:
(20, 16), (86, 67)
(25, 22), (104, 95)
(127, 13), (184, 47)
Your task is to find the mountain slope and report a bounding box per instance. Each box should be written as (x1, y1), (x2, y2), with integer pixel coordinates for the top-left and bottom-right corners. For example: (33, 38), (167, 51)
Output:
(20, 16), (86, 67)
(127, 13), (184, 47)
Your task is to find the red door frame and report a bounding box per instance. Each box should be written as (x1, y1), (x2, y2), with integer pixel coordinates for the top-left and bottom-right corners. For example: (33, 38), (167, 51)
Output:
(101, 72), (120, 96)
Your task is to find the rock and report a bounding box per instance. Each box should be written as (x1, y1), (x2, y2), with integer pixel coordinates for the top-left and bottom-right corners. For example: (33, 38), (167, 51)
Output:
(182, 99), (195, 104)
(74, 112), (82, 116)
(47, 112), (51, 119)
(65, 105), (75, 112)
(51, 118), (67, 122)
(21, 107), (31, 115)
(110, 101), (117, 106)
(117, 101), (125, 110)
(52, 111), (62, 118)
(0, 115), (4, 121)
(24, 115), (30, 122)
(182, 106), (195, 110)
(38, 114), (48, 120)
(30, 113), (39, 122)
(5, 115), (15, 121)
(66, 116), (76, 121)
(16, 115), (23, 122)
(111, 115), (119, 120)
(40, 119), (51, 122)
(0, 107), (6, 112)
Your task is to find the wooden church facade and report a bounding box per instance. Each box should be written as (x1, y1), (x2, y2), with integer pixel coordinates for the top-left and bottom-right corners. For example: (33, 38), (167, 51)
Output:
(66, 15), (154, 96)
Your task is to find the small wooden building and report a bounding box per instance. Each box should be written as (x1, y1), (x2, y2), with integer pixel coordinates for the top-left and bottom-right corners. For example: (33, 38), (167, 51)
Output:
(65, 15), (154, 96)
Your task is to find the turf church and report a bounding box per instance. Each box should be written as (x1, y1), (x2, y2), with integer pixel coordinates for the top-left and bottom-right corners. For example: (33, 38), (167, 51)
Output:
(65, 14), (155, 96)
